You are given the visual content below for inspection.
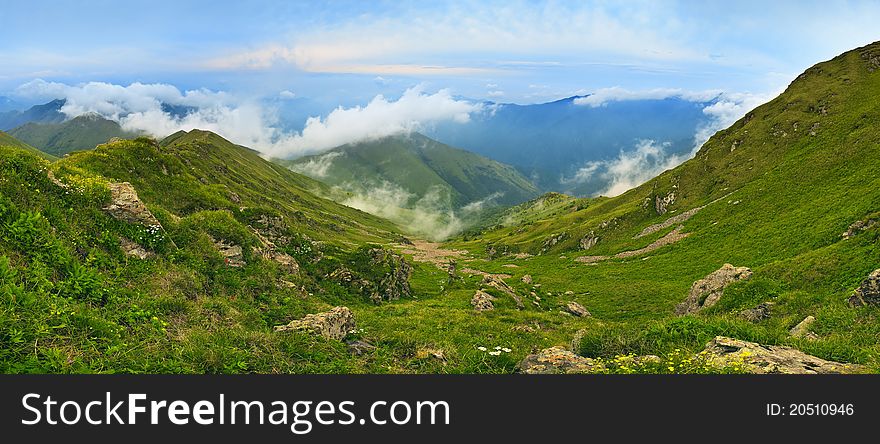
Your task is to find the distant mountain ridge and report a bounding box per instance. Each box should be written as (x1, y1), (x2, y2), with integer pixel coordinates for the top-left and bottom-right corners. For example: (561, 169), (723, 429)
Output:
(8, 113), (137, 157)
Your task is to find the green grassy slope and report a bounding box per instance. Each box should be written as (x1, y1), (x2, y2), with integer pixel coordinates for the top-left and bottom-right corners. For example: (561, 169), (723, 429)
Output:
(439, 41), (880, 367)
(284, 133), (540, 208)
(0, 130), (57, 161)
(9, 113), (137, 157)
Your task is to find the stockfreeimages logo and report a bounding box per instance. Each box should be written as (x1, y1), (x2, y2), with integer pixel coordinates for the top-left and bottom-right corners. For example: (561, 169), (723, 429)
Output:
(21, 393), (450, 434)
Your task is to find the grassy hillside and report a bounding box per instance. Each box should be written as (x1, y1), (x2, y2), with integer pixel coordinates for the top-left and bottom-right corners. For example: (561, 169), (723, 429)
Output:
(284, 133), (540, 209)
(443, 41), (880, 367)
(9, 113), (137, 157)
(0, 131), (57, 161)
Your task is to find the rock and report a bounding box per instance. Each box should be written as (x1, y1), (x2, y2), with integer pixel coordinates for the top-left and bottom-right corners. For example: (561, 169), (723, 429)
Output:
(346, 340), (376, 356)
(103, 182), (162, 227)
(210, 236), (246, 267)
(415, 347), (447, 362)
(579, 231), (599, 250)
(564, 290), (574, 295)
(369, 248), (413, 302)
(471, 290), (496, 311)
(842, 218), (877, 239)
(564, 301), (591, 317)
(789, 316), (816, 338)
(541, 232), (568, 252)
(517, 346), (601, 374)
(655, 191), (676, 215)
(521, 274), (533, 285)
(274, 307), (355, 341)
(700, 336), (863, 374)
(849, 269), (880, 307)
(481, 275), (524, 309)
(738, 302), (773, 322)
(119, 237), (153, 260)
(675, 264), (753, 315)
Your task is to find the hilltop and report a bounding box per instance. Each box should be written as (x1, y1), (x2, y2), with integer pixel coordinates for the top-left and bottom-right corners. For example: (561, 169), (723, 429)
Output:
(9, 113), (137, 157)
(0, 130), (57, 161)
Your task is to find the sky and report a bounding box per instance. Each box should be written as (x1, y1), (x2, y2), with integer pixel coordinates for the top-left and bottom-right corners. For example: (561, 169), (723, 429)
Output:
(1, 0), (879, 158)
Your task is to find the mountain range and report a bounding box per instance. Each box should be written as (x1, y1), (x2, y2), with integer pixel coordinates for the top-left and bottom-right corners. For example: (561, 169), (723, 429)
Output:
(0, 42), (878, 374)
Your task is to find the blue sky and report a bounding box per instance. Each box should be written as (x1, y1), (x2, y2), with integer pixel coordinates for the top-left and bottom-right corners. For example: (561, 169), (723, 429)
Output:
(2, 0), (879, 105)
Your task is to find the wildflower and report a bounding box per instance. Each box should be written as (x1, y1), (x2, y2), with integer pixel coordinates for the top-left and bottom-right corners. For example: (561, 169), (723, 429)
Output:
(488, 351), (501, 356)
(501, 348), (512, 353)
(477, 346), (487, 351)
(494, 346), (502, 350)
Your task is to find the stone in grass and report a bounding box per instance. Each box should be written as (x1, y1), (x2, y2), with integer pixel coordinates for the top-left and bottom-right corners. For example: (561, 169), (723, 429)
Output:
(346, 340), (376, 356)
(675, 264), (752, 315)
(789, 315), (817, 339)
(738, 302), (773, 322)
(700, 336), (863, 374)
(848, 269), (880, 307)
(471, 290), (496, 312)
(517, 347), (601, 374)
(563, 301), (591, 317)
(274, 306), (355, 341)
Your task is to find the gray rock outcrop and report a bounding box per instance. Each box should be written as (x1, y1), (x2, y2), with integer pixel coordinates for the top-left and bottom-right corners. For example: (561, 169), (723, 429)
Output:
(274, 307), (355, 341)
(675, 264), (752, 315)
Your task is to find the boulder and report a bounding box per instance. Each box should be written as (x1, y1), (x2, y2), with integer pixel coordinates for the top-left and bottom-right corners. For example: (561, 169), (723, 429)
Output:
(481, 275), (524, 309)
(789, 316), (816, 338)
(369, 248), (413, 302)
(675, 264), (752, 315)
(274, 307), (355, 341)
(517, 346), (601, 374)
(119, 237), (153, 260)
(700, 336), (863, 374)
(655, 191), (676, 215)
(842, 218), (877, 239)
(471, 290), (496, 311)
(738, 302), (773, 322)
(210, 236), (246, 267)
(564, 301), (591, 317)
(579, 231), (599, 250)
(521, 274), (533, 285)
(848, 269), (880, 307)
(346, 340), (376, 356)
(103, 182), (162, 227)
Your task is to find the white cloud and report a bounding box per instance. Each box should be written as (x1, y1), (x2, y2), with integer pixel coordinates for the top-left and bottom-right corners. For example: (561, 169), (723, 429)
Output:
(287, 151), (343, 178)
(263, 86), (481, 157)
(566, 87), (780, 197)
(279, 90), (296, 99)
(487, 90), (505, 98)
(573, 87), (723, 107)
(12, 80), (480, 160)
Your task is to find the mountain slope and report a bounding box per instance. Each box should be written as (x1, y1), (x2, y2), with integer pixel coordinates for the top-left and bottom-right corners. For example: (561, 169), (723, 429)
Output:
(0, 130), (57, 161)
(286, 133), (540, 208)
(446, 41), (880, 367)
(9, 113), (137, 157)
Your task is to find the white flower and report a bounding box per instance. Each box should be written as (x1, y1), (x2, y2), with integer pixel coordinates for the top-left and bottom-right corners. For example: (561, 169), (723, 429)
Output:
(502, 348), (512, 353)
(494, 346), (502, 350)
(488, 351), (502, 356)
(477, 346), (487, 351)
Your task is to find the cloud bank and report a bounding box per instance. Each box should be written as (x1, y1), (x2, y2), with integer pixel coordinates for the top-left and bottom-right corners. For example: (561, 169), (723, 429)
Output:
(567, 88), (778, 196)
(13, 80), (480, 159)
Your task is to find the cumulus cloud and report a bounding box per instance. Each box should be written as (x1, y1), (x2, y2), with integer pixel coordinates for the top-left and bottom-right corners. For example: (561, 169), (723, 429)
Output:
(13, 79), (480, 159)
(263, 86), (481, 157)
(279, 90), (296, 99)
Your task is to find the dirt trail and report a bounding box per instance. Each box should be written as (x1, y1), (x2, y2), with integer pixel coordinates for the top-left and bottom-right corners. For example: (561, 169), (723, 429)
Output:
(396, 240), (469, 269)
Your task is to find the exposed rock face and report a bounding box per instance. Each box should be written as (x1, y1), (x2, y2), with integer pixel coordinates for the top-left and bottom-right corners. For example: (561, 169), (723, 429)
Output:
(675, 264), (753, 315)
(471, 290), (496, 311)
(790, 316), (816, 338)
(103, 182), (162, 227)
(274, 307), (355, 341)
(119, 237), (153, 260)
(579, 231), (599, 250)
(564, 301), (591, 317)
(655, 191), (676, 215)
(481, 274), (524, 309)
(738, 302), (773, 322)
(700, 336), (863, 374)
(517, 346), (600, 374)
(210, 236), (246, 267)
(842, 217), (877, 239)
(541, 232), (569, 252)
(369, 248), (413, 303)
(849, 269), (880, 307)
